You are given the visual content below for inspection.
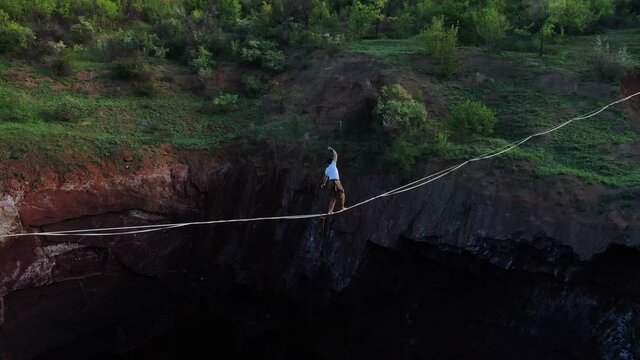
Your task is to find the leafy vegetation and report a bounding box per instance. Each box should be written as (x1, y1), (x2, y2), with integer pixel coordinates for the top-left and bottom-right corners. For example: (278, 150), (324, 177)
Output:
(374, 84), (429, 133)
(450, 100), (497, 137)
(418, 16), (461, 76)
(212, 93), (239, 113)
(591, 35), (634, 81)
(0, 0), (637, 187)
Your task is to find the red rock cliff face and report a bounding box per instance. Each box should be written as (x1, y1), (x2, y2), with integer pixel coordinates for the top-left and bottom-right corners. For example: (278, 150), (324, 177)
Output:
(0, 149), (217, 357)
(1, 150), (639, 358)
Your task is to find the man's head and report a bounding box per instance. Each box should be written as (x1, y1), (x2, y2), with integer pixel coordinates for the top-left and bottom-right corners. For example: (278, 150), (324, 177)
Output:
(327, 158), (333, 165)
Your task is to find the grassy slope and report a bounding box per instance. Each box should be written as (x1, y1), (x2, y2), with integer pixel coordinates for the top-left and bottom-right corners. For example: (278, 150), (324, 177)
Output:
(0, 55), (258, 179)
(347, 29), (640, 186)
(0, 29), (639, 188)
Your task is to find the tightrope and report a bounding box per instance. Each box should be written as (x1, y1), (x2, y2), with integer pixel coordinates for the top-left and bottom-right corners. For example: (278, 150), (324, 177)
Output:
(2, 91), (639, 238)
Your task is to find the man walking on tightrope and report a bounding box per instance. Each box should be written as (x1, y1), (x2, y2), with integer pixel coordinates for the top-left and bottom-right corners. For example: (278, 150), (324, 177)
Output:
(320, 146), (346, 214)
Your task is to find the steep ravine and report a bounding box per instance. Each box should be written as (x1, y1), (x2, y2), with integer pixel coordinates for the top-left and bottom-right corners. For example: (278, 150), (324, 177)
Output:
(1, 152), (640, 359)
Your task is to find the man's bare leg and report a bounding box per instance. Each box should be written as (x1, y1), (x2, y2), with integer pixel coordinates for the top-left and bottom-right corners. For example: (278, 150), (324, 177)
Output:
(327, 198), (337, 214)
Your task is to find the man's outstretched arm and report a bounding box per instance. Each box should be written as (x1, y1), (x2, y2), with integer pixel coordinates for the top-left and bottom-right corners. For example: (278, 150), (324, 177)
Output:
(320, 174), (329, 188)
(328, 146), (338, 162)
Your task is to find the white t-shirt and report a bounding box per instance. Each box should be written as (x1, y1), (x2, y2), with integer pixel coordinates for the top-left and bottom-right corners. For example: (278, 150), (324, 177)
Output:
(325, 161), (340, 180)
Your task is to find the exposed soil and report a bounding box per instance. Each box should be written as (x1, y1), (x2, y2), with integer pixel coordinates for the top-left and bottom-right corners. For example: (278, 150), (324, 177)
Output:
(623, 70), (640, 126)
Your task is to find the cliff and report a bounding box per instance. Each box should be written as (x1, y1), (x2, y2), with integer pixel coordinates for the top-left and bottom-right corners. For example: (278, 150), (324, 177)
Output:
(1, 147), (639, 359)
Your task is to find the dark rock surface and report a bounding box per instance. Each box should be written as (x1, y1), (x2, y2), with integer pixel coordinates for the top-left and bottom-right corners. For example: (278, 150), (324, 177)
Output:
(1, 152), (639, 359)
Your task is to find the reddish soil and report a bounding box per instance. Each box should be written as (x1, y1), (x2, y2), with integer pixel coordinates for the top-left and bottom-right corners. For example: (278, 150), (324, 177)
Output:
(623, 70), (640, 114)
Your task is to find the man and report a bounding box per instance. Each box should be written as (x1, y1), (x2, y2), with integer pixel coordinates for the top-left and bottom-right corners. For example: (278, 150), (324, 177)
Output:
(320, 146), (346, 214)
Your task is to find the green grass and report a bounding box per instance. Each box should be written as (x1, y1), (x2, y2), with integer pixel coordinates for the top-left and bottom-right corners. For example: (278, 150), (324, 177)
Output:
(2, 28), (639, 187)
(346, 29), (640, 186)
(439, 83), (640, 186)
(493, 28), (640, 79)
(0, 57), (257, 171)
(346, 38), (419, 66)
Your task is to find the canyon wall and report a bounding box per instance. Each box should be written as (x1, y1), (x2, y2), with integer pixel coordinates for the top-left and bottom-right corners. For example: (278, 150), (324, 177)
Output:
(1, 151), (639, 359)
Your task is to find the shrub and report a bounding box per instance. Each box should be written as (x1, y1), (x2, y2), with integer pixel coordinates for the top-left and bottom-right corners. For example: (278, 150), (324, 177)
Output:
(70, 17), (96, 45)
(189, 45), (215, 73)
(383, 135), (425, 173)
(348, 1), (379, 39)
(0, 88), (36, 122)
(43, 41), (74, 76)
(309, 0), (340, 32)
(153, 17), (186, 58)
(189, 46), (215, 86)
(111, 59), (149, 80)
(431, 131), (454, 156)
(212, 93), (239, 113)
(47, 50), (74, 76)
(0, 10), (34, 54)
(240, 40), (286, 72)
(471, 5), (509, 49)
(418, 16), (461, 76)
(241, 75), (264, 98)
(291, 28), (347, 51)
(46, 96), (83, 123)
(136, 81), (158, 97)
(373, 84), (429, 133)
(591, 35), (634, 81)
(450, 100), (497, 136)
(98, 28), (167, 61)
(217, 0), (241, 27)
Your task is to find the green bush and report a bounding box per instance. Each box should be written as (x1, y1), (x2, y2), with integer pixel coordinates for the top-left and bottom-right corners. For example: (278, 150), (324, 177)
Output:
(430, 131), (454, 156)
(46, 96), (83, 123)
(309, 0), (340, 32)
(217, 0), (241, 27)
(373, 84), (429, 133)
(240, 40), (285, 72)
(189, 45), (215, 86)
(450, 100), (497, 137)
(111, 59), (149, 80)
(591, 35), (634, 81)
(241, 75), (264, 98)
(290, 27), (347, 51)
(136, 81), (158, 98)
(0, 10), (34, 54)
(70, 17), (96, 45)
(383, 135), (425, 173)
(153, 17), (186, 58)
(45, 43), (74, 76)
(47, 51), (74, 76)
(212, 93), (239, 113)
(0, 87), (36, 122)
(471, 5), (509, 49)
(418, 16), (461, 76)
(348, 1), (379, 39)
(189, 45), (215, 73)
(98, 28), (167, 61)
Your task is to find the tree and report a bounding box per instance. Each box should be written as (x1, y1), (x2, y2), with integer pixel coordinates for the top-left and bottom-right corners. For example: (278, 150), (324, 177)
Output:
(308, 0), (338, 31)
(534, 0), (614, 56)
(372, 0), (389, 37)
(373, 84), (429, 133)
(0, 9), (34, 54)
(217, 0), (242, 26)
(450, 100), (497, 136)
(471, 4), (509, 49)
(419, 16), (461, 76)
(348, 1), (379, 39)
